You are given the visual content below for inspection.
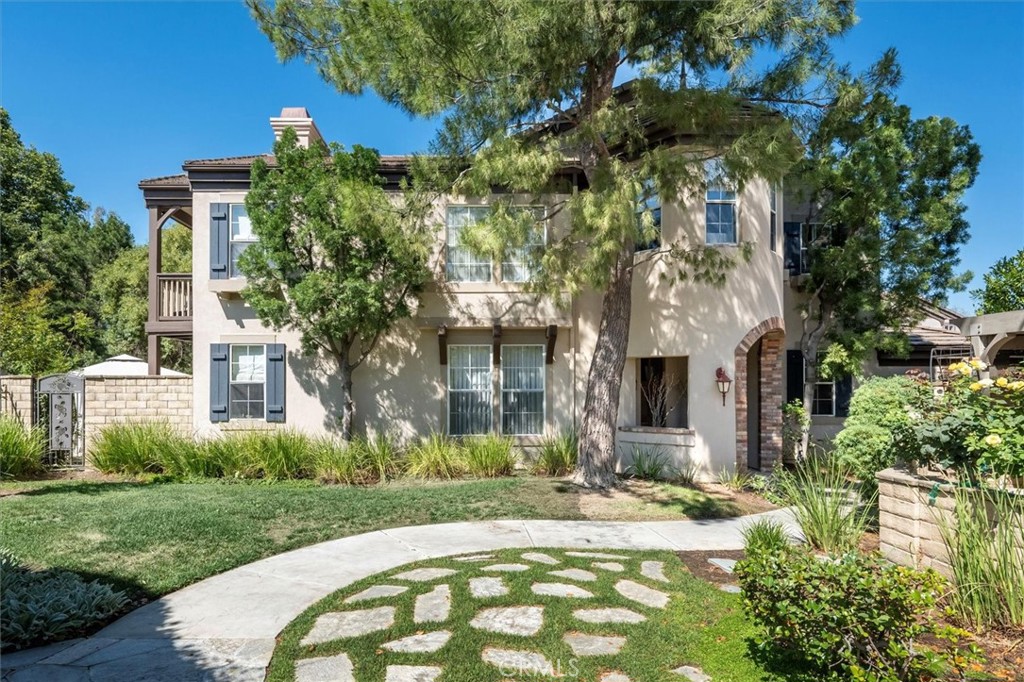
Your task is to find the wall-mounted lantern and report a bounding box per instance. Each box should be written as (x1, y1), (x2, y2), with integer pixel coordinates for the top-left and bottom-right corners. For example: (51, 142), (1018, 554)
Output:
(715, 367), (732, 406)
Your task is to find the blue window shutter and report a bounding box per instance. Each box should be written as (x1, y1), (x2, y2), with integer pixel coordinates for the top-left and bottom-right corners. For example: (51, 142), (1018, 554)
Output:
(266, 344), (286, 423)
(210, 203), (229, 280)
(210, 343), (229, 422)
(786, 350), (804, 404)
(835, 375), (853, 418)
(783, 222), (801, 276)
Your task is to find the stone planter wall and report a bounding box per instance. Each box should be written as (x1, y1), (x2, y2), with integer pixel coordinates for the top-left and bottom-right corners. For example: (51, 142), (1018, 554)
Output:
(83, 376), (194, 450)
(0, 376), (35, 429)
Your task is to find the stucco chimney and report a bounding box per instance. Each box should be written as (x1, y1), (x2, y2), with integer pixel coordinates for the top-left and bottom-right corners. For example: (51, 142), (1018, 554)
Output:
(270, 107), (324, 148)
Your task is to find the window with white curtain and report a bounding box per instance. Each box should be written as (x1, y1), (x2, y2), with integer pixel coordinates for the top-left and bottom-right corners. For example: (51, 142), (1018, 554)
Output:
(230, 344), (266, 419)
(502, 208), (546, 282)
(501, 345), (545, 435)
(448, 345), (493, 435)
(446, 207), (493, 282)
(769, 185), (778, 252)
(705, 159), (737, 244)
(229, 204), (257, 277)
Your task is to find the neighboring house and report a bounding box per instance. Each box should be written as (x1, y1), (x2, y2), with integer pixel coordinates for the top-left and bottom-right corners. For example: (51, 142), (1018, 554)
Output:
(141, 107), (788, 478)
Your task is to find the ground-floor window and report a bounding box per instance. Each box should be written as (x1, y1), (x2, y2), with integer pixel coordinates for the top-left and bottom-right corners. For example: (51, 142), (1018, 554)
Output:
(230, 344), (266, 419)
(637, 356), (688, 428)
(448, 345), (493, 435)
(805, 355), (835, 416)
(501, 345), (545, 435)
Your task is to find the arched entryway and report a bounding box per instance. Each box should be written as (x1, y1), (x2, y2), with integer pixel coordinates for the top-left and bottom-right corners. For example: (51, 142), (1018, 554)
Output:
(734, 318), (785, 472)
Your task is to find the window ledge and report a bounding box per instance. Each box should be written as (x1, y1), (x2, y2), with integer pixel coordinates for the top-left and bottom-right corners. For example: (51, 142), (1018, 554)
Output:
(209, 278), (246, 296)
(619, 425), (695, 436)
(219, 420), (273, 431)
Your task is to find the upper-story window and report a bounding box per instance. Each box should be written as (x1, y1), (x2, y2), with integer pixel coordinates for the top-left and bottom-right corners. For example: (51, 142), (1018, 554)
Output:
(230, 204), (256, 278)
(635, 180), (662, 251)
(704, 159), (737, 245)
(769, 185), (778, 253)
(446, 206), (545, 283)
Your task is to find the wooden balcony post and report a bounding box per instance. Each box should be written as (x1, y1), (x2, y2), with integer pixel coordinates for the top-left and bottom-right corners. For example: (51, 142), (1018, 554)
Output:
(147, 208), (163, 375)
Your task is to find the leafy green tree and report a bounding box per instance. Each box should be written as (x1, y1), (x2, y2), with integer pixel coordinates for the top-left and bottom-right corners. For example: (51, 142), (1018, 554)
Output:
(790, 55), (980, 447)
(242, 129), (432, 438)
(0, 284), (77, 376)
(93, 225), (192, 372)
(251, 0), (860, 486)
(972, 249), (1024, 314)
(1, 109), (135, 367)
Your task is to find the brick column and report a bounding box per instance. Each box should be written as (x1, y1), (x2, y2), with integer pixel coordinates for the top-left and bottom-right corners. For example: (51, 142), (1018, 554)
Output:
(759, 334), (783, 468)
(734, 361), (749, 471)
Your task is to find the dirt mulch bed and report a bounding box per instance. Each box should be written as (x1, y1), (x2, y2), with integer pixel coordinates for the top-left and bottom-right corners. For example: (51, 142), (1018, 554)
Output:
(677, 548), (745, 587)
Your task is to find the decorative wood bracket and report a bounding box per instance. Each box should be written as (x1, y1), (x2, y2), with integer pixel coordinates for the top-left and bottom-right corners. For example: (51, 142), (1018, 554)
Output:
(545, 325), (558, 365)
(492, 323), (502, 366)
(437, 325), (448, 366)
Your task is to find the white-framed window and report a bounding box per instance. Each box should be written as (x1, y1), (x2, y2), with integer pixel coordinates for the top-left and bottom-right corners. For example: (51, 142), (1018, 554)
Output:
(501, 345), (545, 435)
(446, 207), (493, 282)
(230, 344), (266, 419)
(448, 345), (493, 435)
(636, 179), (662, 251)
(769, 185), (778, 253)
(229, 204), (256, 278)
(502, 208), (547, 282)
(805, 354), (835, 416)
(705, 159), (737, 245)
(800, 223), (826, 273)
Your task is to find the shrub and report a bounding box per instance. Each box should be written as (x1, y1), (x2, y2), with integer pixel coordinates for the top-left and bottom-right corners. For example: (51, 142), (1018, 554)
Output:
(0, 416), (44, 478)
(776, 454), (873, 553)
(737, 545), (980, 681)
(834, 377), (927, 482)
(627, 445), (668, 480)
(534, 429), (577, 476)
(463, 434), (516, 478)
(0, 549), (129, 651)
(741, 518), (789, 554)
(939, 486), (1024, 631)
(90, 421), (193, 475)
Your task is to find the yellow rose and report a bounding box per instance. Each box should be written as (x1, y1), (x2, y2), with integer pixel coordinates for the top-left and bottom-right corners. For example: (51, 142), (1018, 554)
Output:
(1011, 381), (1024, 391)
(983, 434), (1003, 447)
(969, 382), (982, 391)
(970, 359), (989, 371)
(996, 377), (1009, 387)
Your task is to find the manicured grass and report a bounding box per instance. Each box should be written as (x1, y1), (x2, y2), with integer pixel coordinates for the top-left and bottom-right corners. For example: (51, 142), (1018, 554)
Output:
(267, 548), (771, 682)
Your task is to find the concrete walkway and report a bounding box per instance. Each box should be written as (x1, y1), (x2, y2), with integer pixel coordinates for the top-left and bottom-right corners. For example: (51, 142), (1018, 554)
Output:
(0, 510), (797, 682)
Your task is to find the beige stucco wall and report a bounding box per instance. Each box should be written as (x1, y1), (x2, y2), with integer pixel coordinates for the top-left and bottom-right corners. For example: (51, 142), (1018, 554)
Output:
(0, 375), (34, 429)
(188, 177), (784, 477)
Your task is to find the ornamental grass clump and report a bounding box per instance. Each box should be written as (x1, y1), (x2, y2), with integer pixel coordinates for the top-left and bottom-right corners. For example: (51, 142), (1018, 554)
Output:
(938, 485), (1024, 632)
(776, 453), (874, 553)
(0, 415), (44, 479)
(405, 433), (464, 480)
(626, 445), (668, 480)
(349, 433), (403, 482)
(90, 421), (194, 475)
(463, 434), (516, 478)
(534, 429), (577, 476)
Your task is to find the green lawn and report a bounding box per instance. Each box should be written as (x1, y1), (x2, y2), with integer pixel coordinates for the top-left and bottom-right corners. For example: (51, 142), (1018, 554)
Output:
(268, 548), (772, 682)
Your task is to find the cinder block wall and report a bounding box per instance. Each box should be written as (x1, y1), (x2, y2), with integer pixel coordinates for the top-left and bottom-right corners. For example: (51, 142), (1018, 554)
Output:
(0, 376), (35, 429)
(877, 467), (958, 576)
(84, 376), (194, 450)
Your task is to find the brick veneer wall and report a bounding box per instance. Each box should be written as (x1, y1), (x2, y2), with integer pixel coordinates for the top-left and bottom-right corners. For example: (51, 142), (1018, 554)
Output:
(0, 376), (35, 429)
(83, 376), (194, 451)
(734, 317), (785, 472)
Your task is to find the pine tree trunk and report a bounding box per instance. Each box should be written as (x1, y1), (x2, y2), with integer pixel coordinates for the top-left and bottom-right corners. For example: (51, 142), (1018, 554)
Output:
(573, 242), (635, 489)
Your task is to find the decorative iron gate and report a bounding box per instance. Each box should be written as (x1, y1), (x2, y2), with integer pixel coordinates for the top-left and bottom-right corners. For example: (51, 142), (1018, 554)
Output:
(36, 374), (85, 469)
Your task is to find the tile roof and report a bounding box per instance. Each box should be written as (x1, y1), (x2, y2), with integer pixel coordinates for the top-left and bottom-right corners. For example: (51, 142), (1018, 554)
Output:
(181, 153), (414, 168)
(138, 174), (189, 188)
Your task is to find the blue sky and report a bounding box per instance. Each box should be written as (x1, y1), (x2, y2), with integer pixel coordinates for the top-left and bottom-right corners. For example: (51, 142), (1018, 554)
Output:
(3, 1), (1022, 313)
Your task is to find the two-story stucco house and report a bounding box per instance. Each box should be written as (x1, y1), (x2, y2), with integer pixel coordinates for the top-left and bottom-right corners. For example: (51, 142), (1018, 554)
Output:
(141, 107), (809, 478)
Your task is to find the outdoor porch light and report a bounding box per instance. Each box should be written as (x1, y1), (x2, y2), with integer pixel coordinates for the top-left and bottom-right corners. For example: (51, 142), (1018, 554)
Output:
(715, 367), (732, 406)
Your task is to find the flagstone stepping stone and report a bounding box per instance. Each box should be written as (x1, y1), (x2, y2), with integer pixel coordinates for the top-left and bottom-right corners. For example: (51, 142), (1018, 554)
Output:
(385, 665), (443, 682)
(454, 554), (494, 562)
(344, 585), (408, 603)
(601, 672), (631, 682)
(549, 568), (597, 582)
(381, 631), (451, 653)
(566, 551), (629, 560)
(673, 665), (712, 682)
(532, 582), (594, 598)
(470, 606), (544, 636)
(615, 580), (669, 609)
(641, 561), (670, 583)
(469, 576), (509, 598)
(522, 551), (560, 565)
(295, 653), (355, 682)
(573, 607), (647, 624)
(391, 567), (457, 582)
(593, 561), (625, 572)
(483, 563), (530, 572)
(563, 632), (627, 656)
(707, 558), (737, 574)
(719, 584), (741, 594)
(413, 584), (451, 623)
(481, 648), (554, 676)
(302, 607), (396, 645)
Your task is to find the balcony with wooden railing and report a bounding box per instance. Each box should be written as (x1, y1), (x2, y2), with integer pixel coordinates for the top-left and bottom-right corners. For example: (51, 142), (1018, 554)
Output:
(157, 274), (193, 320)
